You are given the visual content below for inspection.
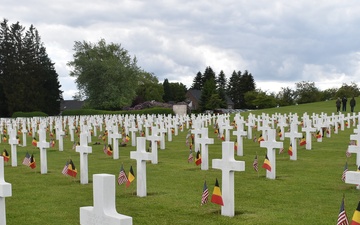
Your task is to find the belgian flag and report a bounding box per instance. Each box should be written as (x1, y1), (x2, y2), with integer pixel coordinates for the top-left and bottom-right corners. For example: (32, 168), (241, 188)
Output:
(211, 178), (224, 206)
(29, 154), (36, 169)
(2, 149), (9, 162)
(351, 201), (360, 225)
(67, 159), (77, 177)
(299, 136), (306, 146)
(262, 154), (271, 172)
(126, 166), (135, 187)
(288, 144), (293, 156)
(195, 150), (202, 166)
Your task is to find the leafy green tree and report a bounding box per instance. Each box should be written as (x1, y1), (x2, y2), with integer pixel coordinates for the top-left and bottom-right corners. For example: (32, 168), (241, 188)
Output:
(68, 39), (140, 110)
(245, 90), (277, 109)
(276, 87), (295, 106)
(336, 82), (360, 98)
(294, 81), (321, 104)
(169, 82), (187, 102)
(191, 72), (202, 90)
(321, 88), (338, 101)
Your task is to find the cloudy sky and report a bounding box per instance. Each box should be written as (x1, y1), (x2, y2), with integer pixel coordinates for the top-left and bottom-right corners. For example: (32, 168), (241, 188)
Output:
(2, 0), (360, 99)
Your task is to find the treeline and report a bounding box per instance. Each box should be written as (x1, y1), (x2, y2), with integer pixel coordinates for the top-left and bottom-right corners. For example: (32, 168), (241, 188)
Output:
(0, 19), (62, 117)
(188, 66), (360, 110)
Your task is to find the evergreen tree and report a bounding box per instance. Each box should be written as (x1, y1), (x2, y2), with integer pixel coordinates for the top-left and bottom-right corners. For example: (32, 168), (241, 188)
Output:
(162, 78), (172, 102)
(191, 72), (202, 90)
(0, 19), (62, 116)
(200, 78), (216, 111)
(216, 70), (227, 108)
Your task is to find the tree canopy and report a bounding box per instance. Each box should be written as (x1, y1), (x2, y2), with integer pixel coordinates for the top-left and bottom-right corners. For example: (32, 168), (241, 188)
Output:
(68, 39), (142, 110)
(0, 19), (62, 116)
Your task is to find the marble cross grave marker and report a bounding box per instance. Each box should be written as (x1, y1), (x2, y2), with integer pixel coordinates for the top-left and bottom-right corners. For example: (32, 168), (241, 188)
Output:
(260, 129), (283, 179)
(130, 137), (152, 197)
(146, 126), (161, 164)
(284, 122), (302, 161)
(197, 128), (214, 170)
(212, 142), (245, 217)
(0, 156), (12, 225)
(80, 174), (132, 225)
(8, 128), (18, 167)
(37, 126), (50, 174)
(76, 133), (93, 184)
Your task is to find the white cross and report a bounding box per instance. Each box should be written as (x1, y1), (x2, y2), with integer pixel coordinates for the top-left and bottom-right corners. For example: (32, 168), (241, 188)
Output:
(284, 122), (302, 160)
(80, 174), (132, 225)
(37, 126), (50, 174)
(301, 119), (316, 150)
(109, 125), (122, 160)
(8, 128), (18, 167)
(76, 133), (92, 184)
(260, 129), (283, 179)
(130, 137), (152, 197)
(348, 126), (360, 166)
(197, 128), (214, 170)
(129, 122), (138, 147)
(0, 156), (12, 225)
(212, 142), (245, 217)
(146, 126), (161, 164)
(233, 116), (247, 156)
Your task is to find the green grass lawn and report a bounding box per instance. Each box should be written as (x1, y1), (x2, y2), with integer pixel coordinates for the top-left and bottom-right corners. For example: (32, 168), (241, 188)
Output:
(2, 98), (360, 224)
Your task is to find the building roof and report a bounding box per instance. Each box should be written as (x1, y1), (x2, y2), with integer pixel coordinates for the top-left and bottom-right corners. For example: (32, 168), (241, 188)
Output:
(60, 100), (84, 111)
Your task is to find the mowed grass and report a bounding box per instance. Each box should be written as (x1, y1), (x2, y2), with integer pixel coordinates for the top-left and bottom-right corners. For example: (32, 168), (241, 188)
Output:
(2, 98), (360, 225)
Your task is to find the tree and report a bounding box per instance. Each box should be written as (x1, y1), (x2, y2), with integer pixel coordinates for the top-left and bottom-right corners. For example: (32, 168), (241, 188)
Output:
(336, 82), (360, 99)
(200, 78), (216, 111)
(216, 70), (227, 108)
(68, 39), (140, 110)
(134, 72), (164, 104)
(294, 81), (321, 104)
(191, 72), (202, 90)
(0, 19), (62, 116)
(276, 87), (295, 106)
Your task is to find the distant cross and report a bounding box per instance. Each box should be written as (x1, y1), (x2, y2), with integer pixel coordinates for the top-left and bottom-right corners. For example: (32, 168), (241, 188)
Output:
(109, 125), (122, 160)
(212, 142), (245, 217)
(348, 126), (360, 166)
(130, 137), (152, 197)
(0, 156), (12, 225)
(8, 128), (18, 167)
(197, 128), (214, 170)
(37, 125), (50, 174)
(301, 118), (316, 150)
(232, 115), (247, 156)
(76, 133), (92, 184)
(260, 129), (283, 179)
(80, 174), (132, 225)
(284, 122), (302, 160)
(146, 126), (161, 164)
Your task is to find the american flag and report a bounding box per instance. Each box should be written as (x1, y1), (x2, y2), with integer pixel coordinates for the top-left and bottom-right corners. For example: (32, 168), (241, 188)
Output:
(201, 181), (209, 205)
(253, 155), (258, 172)
(337, 196), (349, 225)
(117, 164), (128, 185)
(62, 161), (69, 175)
(187, 149), (193, 163)
(342, 162), (348, 182)
(22, 152), (31, 166)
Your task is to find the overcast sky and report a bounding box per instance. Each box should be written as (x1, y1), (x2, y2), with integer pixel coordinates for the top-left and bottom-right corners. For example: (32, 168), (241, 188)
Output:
(2, 0), (360, 99)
